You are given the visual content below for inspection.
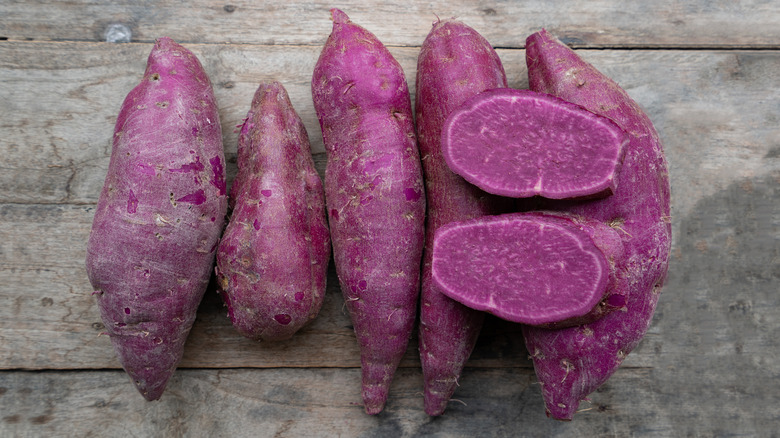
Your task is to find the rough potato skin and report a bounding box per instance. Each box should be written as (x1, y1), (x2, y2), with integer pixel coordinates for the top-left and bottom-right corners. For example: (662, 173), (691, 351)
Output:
(311, 9), (426, 414)
(415, 19), (511, 416)
(85, 37), (227, 401)
(215, 81), (330, 342)
(523, 29), (672, 420)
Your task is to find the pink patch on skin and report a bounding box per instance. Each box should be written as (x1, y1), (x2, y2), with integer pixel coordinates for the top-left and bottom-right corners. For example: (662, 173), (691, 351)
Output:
(127, 190), (138, 213)
(274, 314), (292, 325)
(136, 162), (156, 176)
(211, 217), (216, 222)
(169, 156), (205, 173)
(192, 127), (199, 136)
(253, 219), (261, 230)
(294, 292), (305, 302)
(239, 120), (252, 135)
(369, 175), (382, 189)
(363, 154), (393, 174)
(124, 307), (130, 315)
(209, 156), (227, 195)
(403, 187), (421, 202)
(358, 280), (367, 290)
(330, 209), (340, 221)
(360, 195), (374, 205)
(261, 190), (273, 197)
(176, 190), (207, 205)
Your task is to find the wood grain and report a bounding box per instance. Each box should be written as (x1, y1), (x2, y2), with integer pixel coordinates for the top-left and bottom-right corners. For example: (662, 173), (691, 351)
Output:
(1, 366), (776, 437)
(1, 0), (779, 48)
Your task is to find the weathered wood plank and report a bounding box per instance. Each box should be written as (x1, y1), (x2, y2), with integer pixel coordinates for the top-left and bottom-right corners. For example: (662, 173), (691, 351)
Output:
(1, 0), (779, 48)
(3, 41), (779, 209)
(1, 366), (777, 437)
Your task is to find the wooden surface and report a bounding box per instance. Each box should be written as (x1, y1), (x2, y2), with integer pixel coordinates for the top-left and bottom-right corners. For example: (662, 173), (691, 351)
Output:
(1, 1), (778, 437)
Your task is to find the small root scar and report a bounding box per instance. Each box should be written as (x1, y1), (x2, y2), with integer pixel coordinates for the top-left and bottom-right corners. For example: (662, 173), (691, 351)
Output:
(342, 296), (360, 313)
(608, 217), (632, 237)
(387, 308), (398, 321)
(560, 359), (574, 383)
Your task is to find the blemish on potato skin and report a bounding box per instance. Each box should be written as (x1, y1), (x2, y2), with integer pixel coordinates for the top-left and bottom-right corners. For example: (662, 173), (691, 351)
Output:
(274, 313), (292, 325)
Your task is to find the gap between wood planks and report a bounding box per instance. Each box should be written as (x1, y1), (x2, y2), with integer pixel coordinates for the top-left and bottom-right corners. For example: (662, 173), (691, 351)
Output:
(1, 36), (779, 50)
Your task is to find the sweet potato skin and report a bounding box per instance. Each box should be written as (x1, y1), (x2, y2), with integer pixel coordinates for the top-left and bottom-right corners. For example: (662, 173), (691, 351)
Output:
(415, 19), (511, 416)
(85, 37), (227, 401)
(522, 29), (672, 420)
(311, 9), (426, 414)
(215, 81), (330, 342)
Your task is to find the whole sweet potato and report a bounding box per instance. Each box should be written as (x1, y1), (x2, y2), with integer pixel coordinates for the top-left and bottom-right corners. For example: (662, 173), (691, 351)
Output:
(311, 9), (426, 414)
(85, 37), (227, 400)
(415, 19), (511, 416)
(522, 29), (672, 420)
(215, 81), (330, 342)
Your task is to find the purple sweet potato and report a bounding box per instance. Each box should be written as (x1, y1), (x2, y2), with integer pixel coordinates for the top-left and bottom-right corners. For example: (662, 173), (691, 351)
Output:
(85, 37), (227, 400)
(215, 81), (330, 342)
(415, 19), (512, 416)
(431, 211), (623, 326)
(441, 88), (629, 199)
(522, 29), (672, 420)
(311, 9), (426, 414)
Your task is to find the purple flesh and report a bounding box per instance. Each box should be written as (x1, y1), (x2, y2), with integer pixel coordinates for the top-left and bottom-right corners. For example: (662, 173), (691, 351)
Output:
(442, 88), (628, 199)
(432, 212), (610, 325)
